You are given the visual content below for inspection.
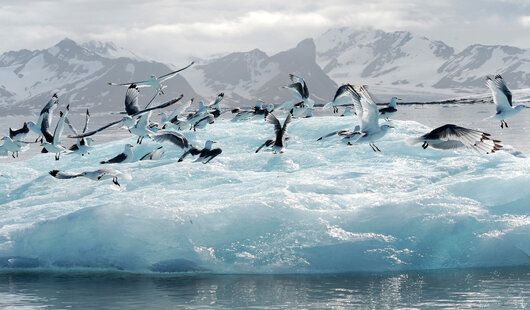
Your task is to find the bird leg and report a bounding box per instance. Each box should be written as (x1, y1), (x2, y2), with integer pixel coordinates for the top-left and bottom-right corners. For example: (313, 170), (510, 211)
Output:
(55, 153), (60, 161)
(11, 153), (15, 159)
(373, 144), (381, 152)
(369, 143), (377, 152)
(422, 142), (429, 149)
(504, 120), (509, 128)
(113, 177), (121, 187)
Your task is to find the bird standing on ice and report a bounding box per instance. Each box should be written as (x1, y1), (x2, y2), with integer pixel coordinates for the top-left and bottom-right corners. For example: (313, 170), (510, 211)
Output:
(100, 144), (135, 164)
(486, 74), (528, 128)
(255, 112), (292, 154)
(379, 96), (401, 121)
(408, 124), (502, 154)
(49, 168), (131, 187)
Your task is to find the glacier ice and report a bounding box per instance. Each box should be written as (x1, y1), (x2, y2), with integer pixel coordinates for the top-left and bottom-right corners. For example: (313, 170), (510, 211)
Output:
(0, 116), (529, 273)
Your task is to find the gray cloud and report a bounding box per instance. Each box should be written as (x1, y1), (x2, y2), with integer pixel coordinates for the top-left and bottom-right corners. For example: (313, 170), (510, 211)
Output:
(1, 0), (529, 63)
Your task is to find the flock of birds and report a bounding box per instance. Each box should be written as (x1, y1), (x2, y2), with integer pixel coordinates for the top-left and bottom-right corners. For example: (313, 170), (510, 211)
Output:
(0, 60), (527, 186)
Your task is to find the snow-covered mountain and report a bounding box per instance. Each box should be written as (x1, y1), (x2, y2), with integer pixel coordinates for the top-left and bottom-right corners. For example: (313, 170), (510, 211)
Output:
(316, 28), (530, 100)
(0, 38), (199, 115)
(185, 38), (338, 106)
(3, 29), (530, 113)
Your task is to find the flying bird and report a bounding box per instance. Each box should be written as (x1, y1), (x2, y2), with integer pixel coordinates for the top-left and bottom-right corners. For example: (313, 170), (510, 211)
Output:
(152, 130), (190, 149)
(178, 140), (222, 164)
(66, 109), (93, 156)
(323, 84), (357, 113)
(27, 93), (59, 143)
(281, 74), (314, 118)
(408, 124), (503, 154)
(68, 95), (183, 139)
(232, 100), (274, 121)
(108, 61), (195, 95)
(49, 168), (131, 187)
(342, 85), (393, 152)
(9, 122), (30, 141)
(255, 112), (292, 154)
(486, 74), (528, 128)
(42, 105), (71, 160)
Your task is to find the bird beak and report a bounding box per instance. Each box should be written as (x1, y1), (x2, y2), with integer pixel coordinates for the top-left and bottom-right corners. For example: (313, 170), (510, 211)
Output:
(397, 98), (403, 101)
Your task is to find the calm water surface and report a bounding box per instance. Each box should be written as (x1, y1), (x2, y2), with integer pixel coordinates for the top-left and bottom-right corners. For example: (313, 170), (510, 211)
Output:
(1, 267), (529, 309)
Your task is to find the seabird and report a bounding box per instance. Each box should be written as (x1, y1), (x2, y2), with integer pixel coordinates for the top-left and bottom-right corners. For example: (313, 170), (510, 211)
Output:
(152, 130), (190, 149)
(343, 85), (393, 152)
(160, 98), (194, 129)
(100, 144), (135, 164)
(178, 140), (222, 164)
(379, 96), (401, 121)
(68, 94), (183, 139)
(255, 112), (292, 154)
(206, 93), (225, 118)
(281, 74), (314, 118)
(231, 100), (275, 121)
(42, 105), (71, 160)
(140, 146), (165, 161)
(182, 101), (215, 131)
(408, 124), (503, 154)
(129, 112), (155, 144)
(323, 84), (357, 113)
(317, 85), (361, 141)
(108, 61), (195, 95)
(66, 109), (93, 156)
(486, 74), (528, 128)
(9, 122), (30, 141)
(27, 93), (59, 144)
(49, 168), (131, 187)
(0, 136), (31, 158)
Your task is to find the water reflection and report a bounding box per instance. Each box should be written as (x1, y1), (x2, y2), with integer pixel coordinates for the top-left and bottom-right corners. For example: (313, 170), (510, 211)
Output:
(1, 267), (530, 309)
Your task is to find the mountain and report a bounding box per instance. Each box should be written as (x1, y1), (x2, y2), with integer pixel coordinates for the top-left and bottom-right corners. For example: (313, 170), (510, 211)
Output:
(315, 28), (530, 100)
(0, 38), (199, 115)
(185, 38), (338, 106)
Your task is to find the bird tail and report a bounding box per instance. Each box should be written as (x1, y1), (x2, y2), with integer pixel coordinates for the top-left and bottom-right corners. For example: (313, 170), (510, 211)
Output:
(49, 170), (59, 177)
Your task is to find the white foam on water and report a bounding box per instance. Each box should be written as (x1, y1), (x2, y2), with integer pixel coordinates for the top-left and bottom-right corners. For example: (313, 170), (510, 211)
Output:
(0, 116), (529, 273)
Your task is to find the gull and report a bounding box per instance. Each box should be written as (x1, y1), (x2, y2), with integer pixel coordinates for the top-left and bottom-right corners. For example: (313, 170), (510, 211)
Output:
(140, 146), (165, 161)
(27, 93), (59, 143)
(42, 105), (71, 160)
(231, 100), (274, 121)
(318, 85), (361, 141)
(379, 96), (401, 121)
(408, 124), (503, 154)
(100, 144), (135, 164)
(343, 85), (393, 152)
(486, 74), (528, 128)
(178, 140), (222, 164)
(255, 112), (292, 154)
(9, 123), (30, 141)
(66, 109), (93, 156)
(152, 130), (190, 150)
(68, 94), (183, 139)
(49, 168), (131, 187)
(160, 98), (194, 129)
(0, 136), (31, 158)
(129, 112), (155, 144)
(281, 74), (314, 118)
(206, 93), (225, 118)
(323, 84), (357, 113)
(108, 61), (195, 95)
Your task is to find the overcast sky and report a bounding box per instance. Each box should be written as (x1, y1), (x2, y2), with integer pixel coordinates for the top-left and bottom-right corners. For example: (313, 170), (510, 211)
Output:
(1, 0), (530, 63)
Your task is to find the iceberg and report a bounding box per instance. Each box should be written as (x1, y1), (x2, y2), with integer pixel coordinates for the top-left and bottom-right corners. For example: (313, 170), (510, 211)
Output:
(0, 117), (529, 273)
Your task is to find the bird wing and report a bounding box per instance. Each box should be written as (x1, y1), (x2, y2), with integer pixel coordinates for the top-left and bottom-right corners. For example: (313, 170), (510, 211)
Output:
(486, 74), (513, 112)
(40, 94), (58, 115)
(153, 131), (190, 149)
(169, 99), (193, 123)
(124, 84), (140, 115)
(83, 109), (91, 133)
(358, 86), (380, 133)
(283, 83), (305, 101)
(64, 116), (79, 136)
(423, 124), (502, 154)
(158, 61), (195, 82)
(208, 93), (224, 107)
(53, 111), (67, 145)
(102, 152), (127, 164)
(49, 170), (82, 179)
